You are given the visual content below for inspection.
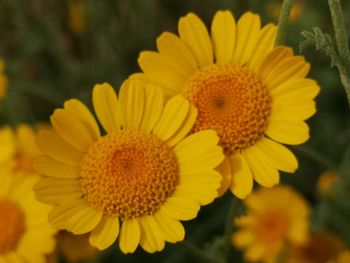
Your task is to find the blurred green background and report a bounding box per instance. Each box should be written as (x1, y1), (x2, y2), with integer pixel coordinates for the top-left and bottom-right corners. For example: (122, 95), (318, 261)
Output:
(0, 0), (349, 262)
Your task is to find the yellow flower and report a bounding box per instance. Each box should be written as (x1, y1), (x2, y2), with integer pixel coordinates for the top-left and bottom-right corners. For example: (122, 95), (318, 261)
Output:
(336, 250), (350, 263)
(317, 171), (338, 197)
(287, 232), (346, 263)
(34, 81), (224, 253)
(0, 124), (42, 174)
(0, 168), (56, 263)
(58, 232), (98, 263)
(232, 186), (310, 262)
(0, 59), (8, 100)
(68, 0), (86, 34)
(135, 10), (320, 198)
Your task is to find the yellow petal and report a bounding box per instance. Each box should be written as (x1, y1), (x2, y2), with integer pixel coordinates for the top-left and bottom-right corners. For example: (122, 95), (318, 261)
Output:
(248, 23), (277, 71)
(270, 101), (317, 122)
(232, 230), (254, 248)
(51, 109), (94, 152)
(16, 124), (41, 157)
(49, 200), (103, 234)
(174, 130), (224, 172)
(64, 99), (100, 141)
(245, 242), (265, 262)
(119, 79), (145, 130)
(165, 103), (197, 147)
(139, 83), (164, 133)
(178, 13), (213, 68)
(265, 120), (310, 145)
(90, 215), (120, 250)
(174, 184), (219, 205)
(138, 51), (186, 96)
(36, 130), (84, 165)
(34, 177), (82, 204)
(229, 153), (253, 199)
(263, 57), (310, 90)
(242, 147), (279, 187)
(119, 218), (141, 254)
(153, 210), (185, 243)
(179, 169), (222, 186)
(34, 156), (80, 178)
(269, 78), (320, 100)
(232, 12), (261, 66)
(156, 32), (198, 75)
(92, 83), (121, 133)
(257, 46), (293, 76)
(152, 95), (189, 141)
(211, 10), (236, 64)
(138, 216), (165, 253)
(216, 156), (232, 197)
(254, 137), (298, 173)
(161, 196), (200, 220)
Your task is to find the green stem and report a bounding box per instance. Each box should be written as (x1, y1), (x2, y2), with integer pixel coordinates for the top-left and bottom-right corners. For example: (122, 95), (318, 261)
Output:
(224, 197), (241, 240)
(275, 0), (293, 46)
(328, 0), (350, 105)
(180, 240), (222, 263)
(292, 145), (337, 171)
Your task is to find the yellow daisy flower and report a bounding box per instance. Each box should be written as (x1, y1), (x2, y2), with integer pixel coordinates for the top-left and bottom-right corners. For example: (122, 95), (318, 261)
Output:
(287, 232), (346, 263)
(232, 186), (309, 262)
(0, 124), (42, 174)
(0, 168), (56, 263)
(0, 59), (8, 100)
(134, 10), (320, 198)
(34, 81), (224, 253)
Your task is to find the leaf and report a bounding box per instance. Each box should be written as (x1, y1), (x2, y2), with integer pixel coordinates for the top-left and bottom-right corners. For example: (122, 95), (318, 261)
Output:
(300, 27), (340, 68)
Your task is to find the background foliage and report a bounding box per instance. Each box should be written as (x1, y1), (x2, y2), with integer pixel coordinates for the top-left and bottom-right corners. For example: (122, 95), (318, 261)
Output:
(0, 0), (349, 262)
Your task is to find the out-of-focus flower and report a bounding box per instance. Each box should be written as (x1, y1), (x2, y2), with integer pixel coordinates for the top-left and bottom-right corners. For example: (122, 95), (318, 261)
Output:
(317, 171), (338, 197)
(0, 169), (56, 263)
(135, 10), (320, 199)
(336, 250), (350, 263)
(0, 59), (8, 100)
(0, 124), (43, 174)
(58, 232), (98, 263)
(267, 1), (304, 22)
(232, 186), (310, 262)
(34, 81), (224, 253)
(286, 232), (347, 263)
(68, 0), (87, 35)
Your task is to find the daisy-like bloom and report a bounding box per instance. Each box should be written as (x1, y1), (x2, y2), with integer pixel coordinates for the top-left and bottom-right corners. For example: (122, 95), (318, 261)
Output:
(317, 171), (338, 197)
(286, 232), (346, 263)
(0, 59), (7, 100)
(0, 168), (56, 263)
(34, 81), (224, 253)
(232, 186), (309, 262)
(134, 10), (320, 198)
(0, 124), (42, 174)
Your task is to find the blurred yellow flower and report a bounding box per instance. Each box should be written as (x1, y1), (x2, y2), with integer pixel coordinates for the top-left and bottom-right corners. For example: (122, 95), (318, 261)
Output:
(268, 1), (304, 22)
(232, 186), (310, 262)
(287, 232), (346, 263)
(0, 59), (8, 100)
(58, 232), (98, 263)
(0, 124), (42, 174)
(0, 169), (56, 263)
(34, 81), (224, 253)
(336, 250), (350, 263)
(135, 10), (320, 199)
(317, 171), (338, 197)
(68, 0), (86, 34)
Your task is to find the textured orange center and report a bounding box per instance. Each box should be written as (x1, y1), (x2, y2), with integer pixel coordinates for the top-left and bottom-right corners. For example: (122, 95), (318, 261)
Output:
(255, 211), (289, 244)
(183, 64), (271, 154)
(0, 199), (26, 254)
(80, 130), (179, 219)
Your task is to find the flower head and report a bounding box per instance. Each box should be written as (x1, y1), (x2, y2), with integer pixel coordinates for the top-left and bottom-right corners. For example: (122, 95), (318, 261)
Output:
(0, 59), (8, 100)
(0, 124), (42, 174)
(232, 186), (310, 262)
(0, 168), (56, 263)
(135, 10), (320, 198)
(34, 81), (224, 253)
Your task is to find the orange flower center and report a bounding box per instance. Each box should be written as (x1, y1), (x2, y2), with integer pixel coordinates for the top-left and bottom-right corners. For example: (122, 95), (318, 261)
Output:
(80, 130), (179, 220)
(0, 198), (26, 254)
(255, 211), (289, 244)
(183, 64), (271, 154)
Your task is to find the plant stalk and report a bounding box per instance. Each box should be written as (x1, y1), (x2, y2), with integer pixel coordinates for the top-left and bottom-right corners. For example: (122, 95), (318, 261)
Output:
(275, 0), (293, 46)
